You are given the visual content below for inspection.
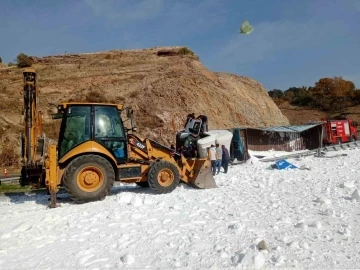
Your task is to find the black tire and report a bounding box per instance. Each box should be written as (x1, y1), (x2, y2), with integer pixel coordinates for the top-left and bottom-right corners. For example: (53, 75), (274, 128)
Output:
(63, 155), (115, 203)
(136, 182), (149, 188)
(147, 160), (180, 194)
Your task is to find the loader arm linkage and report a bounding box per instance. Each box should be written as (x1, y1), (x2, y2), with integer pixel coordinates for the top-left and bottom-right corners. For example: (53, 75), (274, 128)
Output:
(127, 134), (216, 189)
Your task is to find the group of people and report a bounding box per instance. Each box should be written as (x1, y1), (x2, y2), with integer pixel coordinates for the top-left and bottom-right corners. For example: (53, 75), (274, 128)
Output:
(208, 143), (230, 175)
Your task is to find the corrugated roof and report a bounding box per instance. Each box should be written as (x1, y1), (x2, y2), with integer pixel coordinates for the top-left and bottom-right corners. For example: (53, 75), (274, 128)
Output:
(251, 123), (322, 133)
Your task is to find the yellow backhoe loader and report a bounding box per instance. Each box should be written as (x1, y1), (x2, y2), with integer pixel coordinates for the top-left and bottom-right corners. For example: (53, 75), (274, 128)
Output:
(19, 68), (216, 208)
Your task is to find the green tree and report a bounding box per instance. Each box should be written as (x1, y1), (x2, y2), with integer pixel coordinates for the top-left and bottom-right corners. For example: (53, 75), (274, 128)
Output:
(0, 56), (2, 63)
(16, 53), (33, 68)
(268, 89), (284, 99)
(351, 89), (360, 105)
(287, 86), (313, 106)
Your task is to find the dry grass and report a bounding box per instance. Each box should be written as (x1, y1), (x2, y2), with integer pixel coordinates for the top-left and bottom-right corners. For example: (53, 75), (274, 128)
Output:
(135, 107), (165, 130)
(68, 90), (110, 103)
(0, 138), (19, 167)
(129, 91), (139, 98)
(43, 121), (61, 140)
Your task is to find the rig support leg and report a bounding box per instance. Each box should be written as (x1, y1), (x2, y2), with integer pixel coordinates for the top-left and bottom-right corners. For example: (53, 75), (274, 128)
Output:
(50, 191), (58, 208)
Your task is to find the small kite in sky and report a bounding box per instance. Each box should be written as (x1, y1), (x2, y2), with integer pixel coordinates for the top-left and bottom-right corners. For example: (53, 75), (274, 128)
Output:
(240, 20), (253, 34)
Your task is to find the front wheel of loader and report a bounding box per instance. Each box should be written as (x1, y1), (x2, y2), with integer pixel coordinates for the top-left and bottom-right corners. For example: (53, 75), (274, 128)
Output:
(148, 161), (180, 194)
(63, 155), (115, 203)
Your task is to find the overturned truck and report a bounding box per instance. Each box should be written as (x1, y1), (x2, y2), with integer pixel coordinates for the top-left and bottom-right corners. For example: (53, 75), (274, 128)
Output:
(176, 115), (233, 158)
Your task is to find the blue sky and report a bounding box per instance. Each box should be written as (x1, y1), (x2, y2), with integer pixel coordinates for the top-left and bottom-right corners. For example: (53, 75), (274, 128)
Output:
(1, 0), (359, 90)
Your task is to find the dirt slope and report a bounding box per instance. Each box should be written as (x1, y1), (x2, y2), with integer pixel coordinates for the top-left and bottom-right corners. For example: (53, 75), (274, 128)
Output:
(277, 101), (328, 125)
(0, 46), (288, 162)
(278, 101), (360, 134)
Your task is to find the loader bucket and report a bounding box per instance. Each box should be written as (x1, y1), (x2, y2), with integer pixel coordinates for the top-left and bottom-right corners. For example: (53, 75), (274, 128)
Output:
(181, 158), (217, 189)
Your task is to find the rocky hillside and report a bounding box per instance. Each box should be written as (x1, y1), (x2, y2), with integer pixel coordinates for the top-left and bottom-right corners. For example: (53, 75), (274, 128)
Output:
(0, 46), (288, 154)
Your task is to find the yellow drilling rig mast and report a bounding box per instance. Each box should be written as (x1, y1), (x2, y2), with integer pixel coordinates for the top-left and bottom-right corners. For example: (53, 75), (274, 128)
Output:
(20, 68), (46, 188)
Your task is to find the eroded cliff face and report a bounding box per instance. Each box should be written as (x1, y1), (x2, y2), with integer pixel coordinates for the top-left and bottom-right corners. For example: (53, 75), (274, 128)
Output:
(0, 46), (289, 148)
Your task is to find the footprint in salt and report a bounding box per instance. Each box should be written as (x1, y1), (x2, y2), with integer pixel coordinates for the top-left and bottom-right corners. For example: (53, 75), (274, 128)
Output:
(309, 221), (322, 229)
(120, 254), (135, 265)
(12, 222), (33, 233)
(163, 219), (172, 224)
(116, 193), (133, 205)
(84, 258), (110, 267)
(1, 233), (12, 239)
(79, 254), (95, 266)
(168, 230), (181, 236)
(130, 196), (143, 207)
(75, 249), (96, 266)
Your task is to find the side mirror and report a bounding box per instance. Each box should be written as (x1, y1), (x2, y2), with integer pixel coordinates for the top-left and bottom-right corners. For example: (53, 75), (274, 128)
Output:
(52, 113), (63, 119)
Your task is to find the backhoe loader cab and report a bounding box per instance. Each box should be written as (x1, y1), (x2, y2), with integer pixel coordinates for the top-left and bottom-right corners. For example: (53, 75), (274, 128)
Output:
(55, 103), (128, 163)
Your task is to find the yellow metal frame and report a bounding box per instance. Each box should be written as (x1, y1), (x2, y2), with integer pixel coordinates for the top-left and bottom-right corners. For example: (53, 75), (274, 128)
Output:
(58, 102), (123, 110)
(22, 68), (44, 166)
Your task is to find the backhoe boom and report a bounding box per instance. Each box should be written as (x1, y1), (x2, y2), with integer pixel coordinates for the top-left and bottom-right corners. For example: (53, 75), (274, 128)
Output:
(20, 68), (46, 187)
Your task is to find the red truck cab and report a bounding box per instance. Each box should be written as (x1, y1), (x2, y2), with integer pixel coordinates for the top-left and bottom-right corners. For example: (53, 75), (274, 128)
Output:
(322, 116), (358, 144)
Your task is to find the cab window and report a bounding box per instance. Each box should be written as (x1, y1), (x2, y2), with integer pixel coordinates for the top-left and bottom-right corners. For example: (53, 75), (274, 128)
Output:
(94, 106), (127, 161)
(59, 106), (91, 158)
(95, 106), (125, 138)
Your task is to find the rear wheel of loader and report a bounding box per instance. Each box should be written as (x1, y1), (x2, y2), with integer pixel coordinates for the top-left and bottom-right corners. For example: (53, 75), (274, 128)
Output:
(63, 155), (115, 203)
(148, 161), (180, 194)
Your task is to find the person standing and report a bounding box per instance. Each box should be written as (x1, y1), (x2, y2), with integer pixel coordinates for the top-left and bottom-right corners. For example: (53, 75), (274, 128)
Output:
(208, 144), (218, 175)
(221, 144), (230, 173)
(215, 143), (222, 174)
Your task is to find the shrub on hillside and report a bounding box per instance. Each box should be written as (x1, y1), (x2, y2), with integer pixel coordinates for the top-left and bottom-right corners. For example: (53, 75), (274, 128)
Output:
(8, 62), (15, 67)
(16, 53), (34, 68)
(84, 90), (109, 103)
(0, 138), (19, 167)
(68, 90), (108, 103)
(178, 47), (195, 56)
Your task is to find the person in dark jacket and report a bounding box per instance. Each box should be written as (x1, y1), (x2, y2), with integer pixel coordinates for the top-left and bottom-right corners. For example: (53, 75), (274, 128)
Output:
(221, 145), (230, 173)
(182, 133), (199, 158)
